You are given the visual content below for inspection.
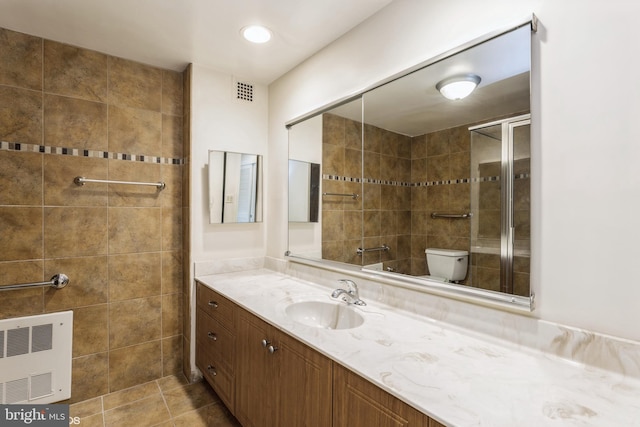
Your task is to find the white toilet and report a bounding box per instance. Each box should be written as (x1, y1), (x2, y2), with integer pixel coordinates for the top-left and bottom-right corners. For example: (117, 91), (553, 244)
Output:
(424, 248), (468, 282)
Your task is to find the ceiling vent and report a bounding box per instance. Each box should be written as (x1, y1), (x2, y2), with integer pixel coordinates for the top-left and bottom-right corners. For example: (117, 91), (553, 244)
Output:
(236, 81), (254, 102)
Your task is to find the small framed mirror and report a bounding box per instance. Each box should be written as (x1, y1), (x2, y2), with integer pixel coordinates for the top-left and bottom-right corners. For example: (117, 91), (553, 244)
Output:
(289, 159), (320, 223)
(208, 150), (263, 224)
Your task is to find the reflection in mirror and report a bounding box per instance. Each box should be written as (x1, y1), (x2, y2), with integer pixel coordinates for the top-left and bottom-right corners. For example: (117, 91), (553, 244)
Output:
(288, 101), (363, 259)
(288, 160), (320, 223)
(208, 150), (263, 224)
(287, 21), (534, 307)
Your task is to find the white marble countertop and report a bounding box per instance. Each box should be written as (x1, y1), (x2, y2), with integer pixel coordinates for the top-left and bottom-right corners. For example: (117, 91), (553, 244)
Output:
(196, 269), (640, 427)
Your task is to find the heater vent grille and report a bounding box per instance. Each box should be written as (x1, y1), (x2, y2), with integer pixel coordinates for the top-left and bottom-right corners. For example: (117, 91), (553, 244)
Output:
(0, 312), (73, 404)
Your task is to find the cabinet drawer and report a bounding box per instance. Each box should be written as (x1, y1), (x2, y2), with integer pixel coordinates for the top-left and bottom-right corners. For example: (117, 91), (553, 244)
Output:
(196, 347), (235, 411)
(196, 309), (235, 372)
(197, 283), (236, 331)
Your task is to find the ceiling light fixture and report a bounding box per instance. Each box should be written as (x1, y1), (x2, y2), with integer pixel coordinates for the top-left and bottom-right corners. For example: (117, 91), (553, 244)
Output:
(436, 74), (481, 100)
(241, 25), (272, 44)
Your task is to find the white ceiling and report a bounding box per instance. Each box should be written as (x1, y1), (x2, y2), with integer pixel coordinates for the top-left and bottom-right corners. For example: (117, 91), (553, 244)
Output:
(0, 0), (394, 84)
(330, 25), (531, 136)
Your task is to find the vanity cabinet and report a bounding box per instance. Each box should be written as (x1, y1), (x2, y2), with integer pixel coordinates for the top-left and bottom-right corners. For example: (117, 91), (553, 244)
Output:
(333, 363), (432, 427)
(196, 281), (445, 427)
(235, 308), (333, 427)
(195, 284), (236, 410)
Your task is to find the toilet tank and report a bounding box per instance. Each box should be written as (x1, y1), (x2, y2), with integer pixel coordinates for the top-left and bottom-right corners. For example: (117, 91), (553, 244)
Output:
(425, 248), (469, 282)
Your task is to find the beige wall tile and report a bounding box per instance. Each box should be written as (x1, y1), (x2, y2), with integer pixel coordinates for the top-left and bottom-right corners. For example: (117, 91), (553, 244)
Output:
(0, 287), (43, 320)
(162, 114), (183, 159)
(162, 250), (182, 295)
(44, 207), (108, 258)
(70, 352), (109, 403)
(108, 57), (162, 111)
(44, 256), (108, 310)
(363, 210), (381, 238)
(322, 143), (344, 175)
(426, 130), (450, 156)
(162, 207), (182, 251)
(109, 341), (162, 391)
(0, 260), (43, 286)
(162, 293), (182, 338)
(426, 154), (450, 181)
(363, 123), (381, 153)
(108, 105), (161, 155)
(344, 118), (361, 150)
(109, 296), (161, 349)
(162, 71), (183, 116)
(321, 210), (343, 242)
(362, 183), (380, 210)
(0, 28), (42, 90)
(182, 336), (191, 380)
(44, 156), (108, 207)
(450, 151), (470, 179)
(108, 207), (161, 254)
(411, 135), (427, 159)
(107, 160), (161, 207)
(344, 148), (361, 178)
(411, 157), (427, 182)
(162, 336), (183, 377)
(0, 206), (43, 261)
(363, 150), (380, 179)
(109, 252), (161, 301)
(0, 85), (42, 145)
(44, 94), (107, 150)
(2, 28), (187, 402)
(44, 40), (107, 102)
(0, 151), (42, 205)
(322, 114), (345, 147)
(160, 165), (182, 208)
(71, 304), (108, 357)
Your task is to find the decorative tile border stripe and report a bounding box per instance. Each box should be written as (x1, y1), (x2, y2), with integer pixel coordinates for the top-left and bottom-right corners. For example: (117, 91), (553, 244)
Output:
(323, 173), (530, 187)
(1, 141), (184, 165)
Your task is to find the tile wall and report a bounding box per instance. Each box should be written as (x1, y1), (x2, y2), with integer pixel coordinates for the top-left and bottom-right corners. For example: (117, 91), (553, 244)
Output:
(321, 114), (529, 293)
(0, 27), (187, 403)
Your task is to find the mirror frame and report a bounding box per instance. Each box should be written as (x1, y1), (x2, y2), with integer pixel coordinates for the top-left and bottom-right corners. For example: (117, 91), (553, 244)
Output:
(285, 15), (537, 312)
(208, 150), (263, 224)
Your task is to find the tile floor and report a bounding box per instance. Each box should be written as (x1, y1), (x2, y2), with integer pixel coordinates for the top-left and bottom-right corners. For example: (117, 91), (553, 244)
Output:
(69, 375), (241, 427)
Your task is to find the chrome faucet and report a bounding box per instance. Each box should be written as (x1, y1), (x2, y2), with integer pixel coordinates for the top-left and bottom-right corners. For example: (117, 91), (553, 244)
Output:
(331, 279), (366, 306)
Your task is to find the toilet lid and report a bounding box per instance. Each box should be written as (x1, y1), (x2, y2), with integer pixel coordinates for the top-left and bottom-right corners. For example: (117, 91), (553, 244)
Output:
(425, 248), (468, 257)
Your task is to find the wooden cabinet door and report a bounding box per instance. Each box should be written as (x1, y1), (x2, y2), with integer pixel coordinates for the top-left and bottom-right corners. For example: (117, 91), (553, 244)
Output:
(333, 363), (430, 427)
(235, 309), (276, 427)
(274, 330), (333, 427)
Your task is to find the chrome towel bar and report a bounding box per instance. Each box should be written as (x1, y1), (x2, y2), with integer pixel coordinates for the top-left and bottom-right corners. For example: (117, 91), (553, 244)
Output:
(431, 212), (472, 219)
(356, 244), (390, 255)
(74, 176), (166, 190)
(1, 274), (69, 291)
(322, 192), (359, 200)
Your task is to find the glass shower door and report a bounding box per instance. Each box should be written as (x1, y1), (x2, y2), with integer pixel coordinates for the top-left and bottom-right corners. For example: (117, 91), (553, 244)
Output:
(470, 115), (530, 296)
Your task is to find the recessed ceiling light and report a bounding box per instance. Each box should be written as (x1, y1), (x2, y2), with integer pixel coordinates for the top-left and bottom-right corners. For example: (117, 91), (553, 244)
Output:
(241, 25), (272, 44)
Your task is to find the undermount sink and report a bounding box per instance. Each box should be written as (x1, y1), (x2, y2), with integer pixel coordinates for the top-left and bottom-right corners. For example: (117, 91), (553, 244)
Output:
(285, 300), (364, 330)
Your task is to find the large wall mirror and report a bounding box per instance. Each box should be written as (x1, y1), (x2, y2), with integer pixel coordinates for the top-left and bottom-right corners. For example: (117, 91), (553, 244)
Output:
(209, 150), (263, 224)
(287, 18), (536, 310)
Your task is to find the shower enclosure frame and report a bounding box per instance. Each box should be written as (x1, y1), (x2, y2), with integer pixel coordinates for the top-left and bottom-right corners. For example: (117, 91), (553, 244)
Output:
(469, 113), (531, 295)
